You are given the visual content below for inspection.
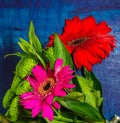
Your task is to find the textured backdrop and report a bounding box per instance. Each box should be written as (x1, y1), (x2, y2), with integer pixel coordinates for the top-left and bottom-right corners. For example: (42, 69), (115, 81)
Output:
(0, 0), (120, 121)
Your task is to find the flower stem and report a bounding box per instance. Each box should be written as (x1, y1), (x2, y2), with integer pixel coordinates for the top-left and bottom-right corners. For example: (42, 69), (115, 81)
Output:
(53, 108), (73, 122)
(93, 121), (106, 123)
(53, 108), (60, 116)
(53, 108), (105, 123)
(54, 116), (73, 122)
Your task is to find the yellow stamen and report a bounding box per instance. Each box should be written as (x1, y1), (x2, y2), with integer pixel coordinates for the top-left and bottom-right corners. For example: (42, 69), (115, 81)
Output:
(37, 78), (55, 96)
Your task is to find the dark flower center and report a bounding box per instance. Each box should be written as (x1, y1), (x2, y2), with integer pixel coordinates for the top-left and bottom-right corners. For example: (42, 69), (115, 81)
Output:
(37, 78), (55, 96)
(67, 37), (89, 46)
(43, 82), (50, 90)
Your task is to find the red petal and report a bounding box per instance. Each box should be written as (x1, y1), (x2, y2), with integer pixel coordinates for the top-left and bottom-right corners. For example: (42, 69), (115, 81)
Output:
(82, 49), (99, 64)
(98, 43), (112, 56)
(73, 49), (93, 71)
(86, 46), (100, 58)
(73, 50), (82, 69)
(99, 35), (116, 49)
(46, 35), (54, 47)
(81, 16), (96, 34)
(92, 45), (106, 60)
(63, 16), (82, 36)
(96, 22), (111, 35)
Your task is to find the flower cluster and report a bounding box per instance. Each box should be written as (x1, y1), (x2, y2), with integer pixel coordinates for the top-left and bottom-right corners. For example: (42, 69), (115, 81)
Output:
(20, 59), (75, 120)
(1, 15), (116, 123)
(47, 16), (116, 71)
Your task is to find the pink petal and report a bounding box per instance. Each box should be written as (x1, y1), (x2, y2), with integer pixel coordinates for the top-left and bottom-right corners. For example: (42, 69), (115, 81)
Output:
(46, 94), (54, 104)
(27, 76), (38, 89)
(54, 59), (63, 75)
(22, 99), (38, 109)
(62, 75), (75, 82)
(32, 64), (48, 83)
(63, 83), (76, 88)
(59, 68), (73, 78)
(53, 101), (60, 109)
(54, 84), (63, 92)
(42, 103), (54, 121)
(20, 92), (34, 99)
(62, 69), (74, 77)
(60, 65), (71, 72)
(54, 89), (66, 97)
(32, 101), (41, 117)
(56, 65), (75, 83)
(20, 92), (39, 109)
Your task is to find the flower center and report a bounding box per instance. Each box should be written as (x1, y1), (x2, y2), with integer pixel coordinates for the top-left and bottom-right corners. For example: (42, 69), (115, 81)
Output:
(43, 83), (51, 90)
(37, 78), (55, 96)
(67, 37), (89, 46)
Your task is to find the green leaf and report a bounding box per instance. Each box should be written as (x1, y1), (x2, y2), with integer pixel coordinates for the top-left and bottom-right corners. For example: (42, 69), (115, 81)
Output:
(9, 96), (20, 116)
(16, 80), (31, 95)
(11, 75), (21, 92)
(8, 96), (20, 122)
(15, 56), (38, 78)
(18, 38), (33, 54)
(54, 34), (73, 68)
(33, 51), (46, 69)
(18, 22), (46, 68)
(29, 21), (42, 54)
(95, 91), (103, 108)
(0, 113), (11, 123)
(15, 120), (43, 123)
(4, 96), (20, 122)
(2, 89), (14, 108)
(5, 110), (19, 122)
(46, 119), (66, 123)
(44, 47), (55, 69)
(58, 99), (104, 122)
(14, 113), (46, 123)
(83, 68), (102, 91)
(72, 76), (82, 92)
(4, 52), (25, 59)
(74, 120), (88, 123)
(76, 76), (103, 109)
(63, 92), (84, 102)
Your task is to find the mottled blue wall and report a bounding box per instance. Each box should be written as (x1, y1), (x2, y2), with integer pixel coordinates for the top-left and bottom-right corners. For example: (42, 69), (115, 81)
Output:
(0, 0), (120, 121)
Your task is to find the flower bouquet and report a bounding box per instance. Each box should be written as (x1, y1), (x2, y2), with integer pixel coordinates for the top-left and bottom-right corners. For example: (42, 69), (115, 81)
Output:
(0, 16), (119, 123)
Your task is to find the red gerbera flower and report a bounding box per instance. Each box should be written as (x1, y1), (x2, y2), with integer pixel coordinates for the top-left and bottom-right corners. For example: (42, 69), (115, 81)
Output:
(47, 16), (116, 71)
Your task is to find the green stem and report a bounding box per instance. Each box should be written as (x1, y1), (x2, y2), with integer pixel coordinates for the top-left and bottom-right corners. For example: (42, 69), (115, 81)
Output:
(73, 115), (77, 123)
(54, 116), (73, 122)
(53, 108), (73, 122)
(53, 108), (105, 123)
(34, 52), (46, 69)
(53, 108), (60, 116)
(93, 121), (106, 123)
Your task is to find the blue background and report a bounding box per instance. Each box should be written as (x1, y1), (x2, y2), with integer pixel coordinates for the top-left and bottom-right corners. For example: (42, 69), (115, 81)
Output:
(0, 0), (120, 121)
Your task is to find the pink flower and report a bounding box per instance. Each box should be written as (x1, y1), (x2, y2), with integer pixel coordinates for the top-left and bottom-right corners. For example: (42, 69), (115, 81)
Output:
(20, 58), (75, 121)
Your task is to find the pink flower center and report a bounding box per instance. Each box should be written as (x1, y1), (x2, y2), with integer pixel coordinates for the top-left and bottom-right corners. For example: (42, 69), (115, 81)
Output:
(37, 78), (55, 96)
(67, 37), (89, 46)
